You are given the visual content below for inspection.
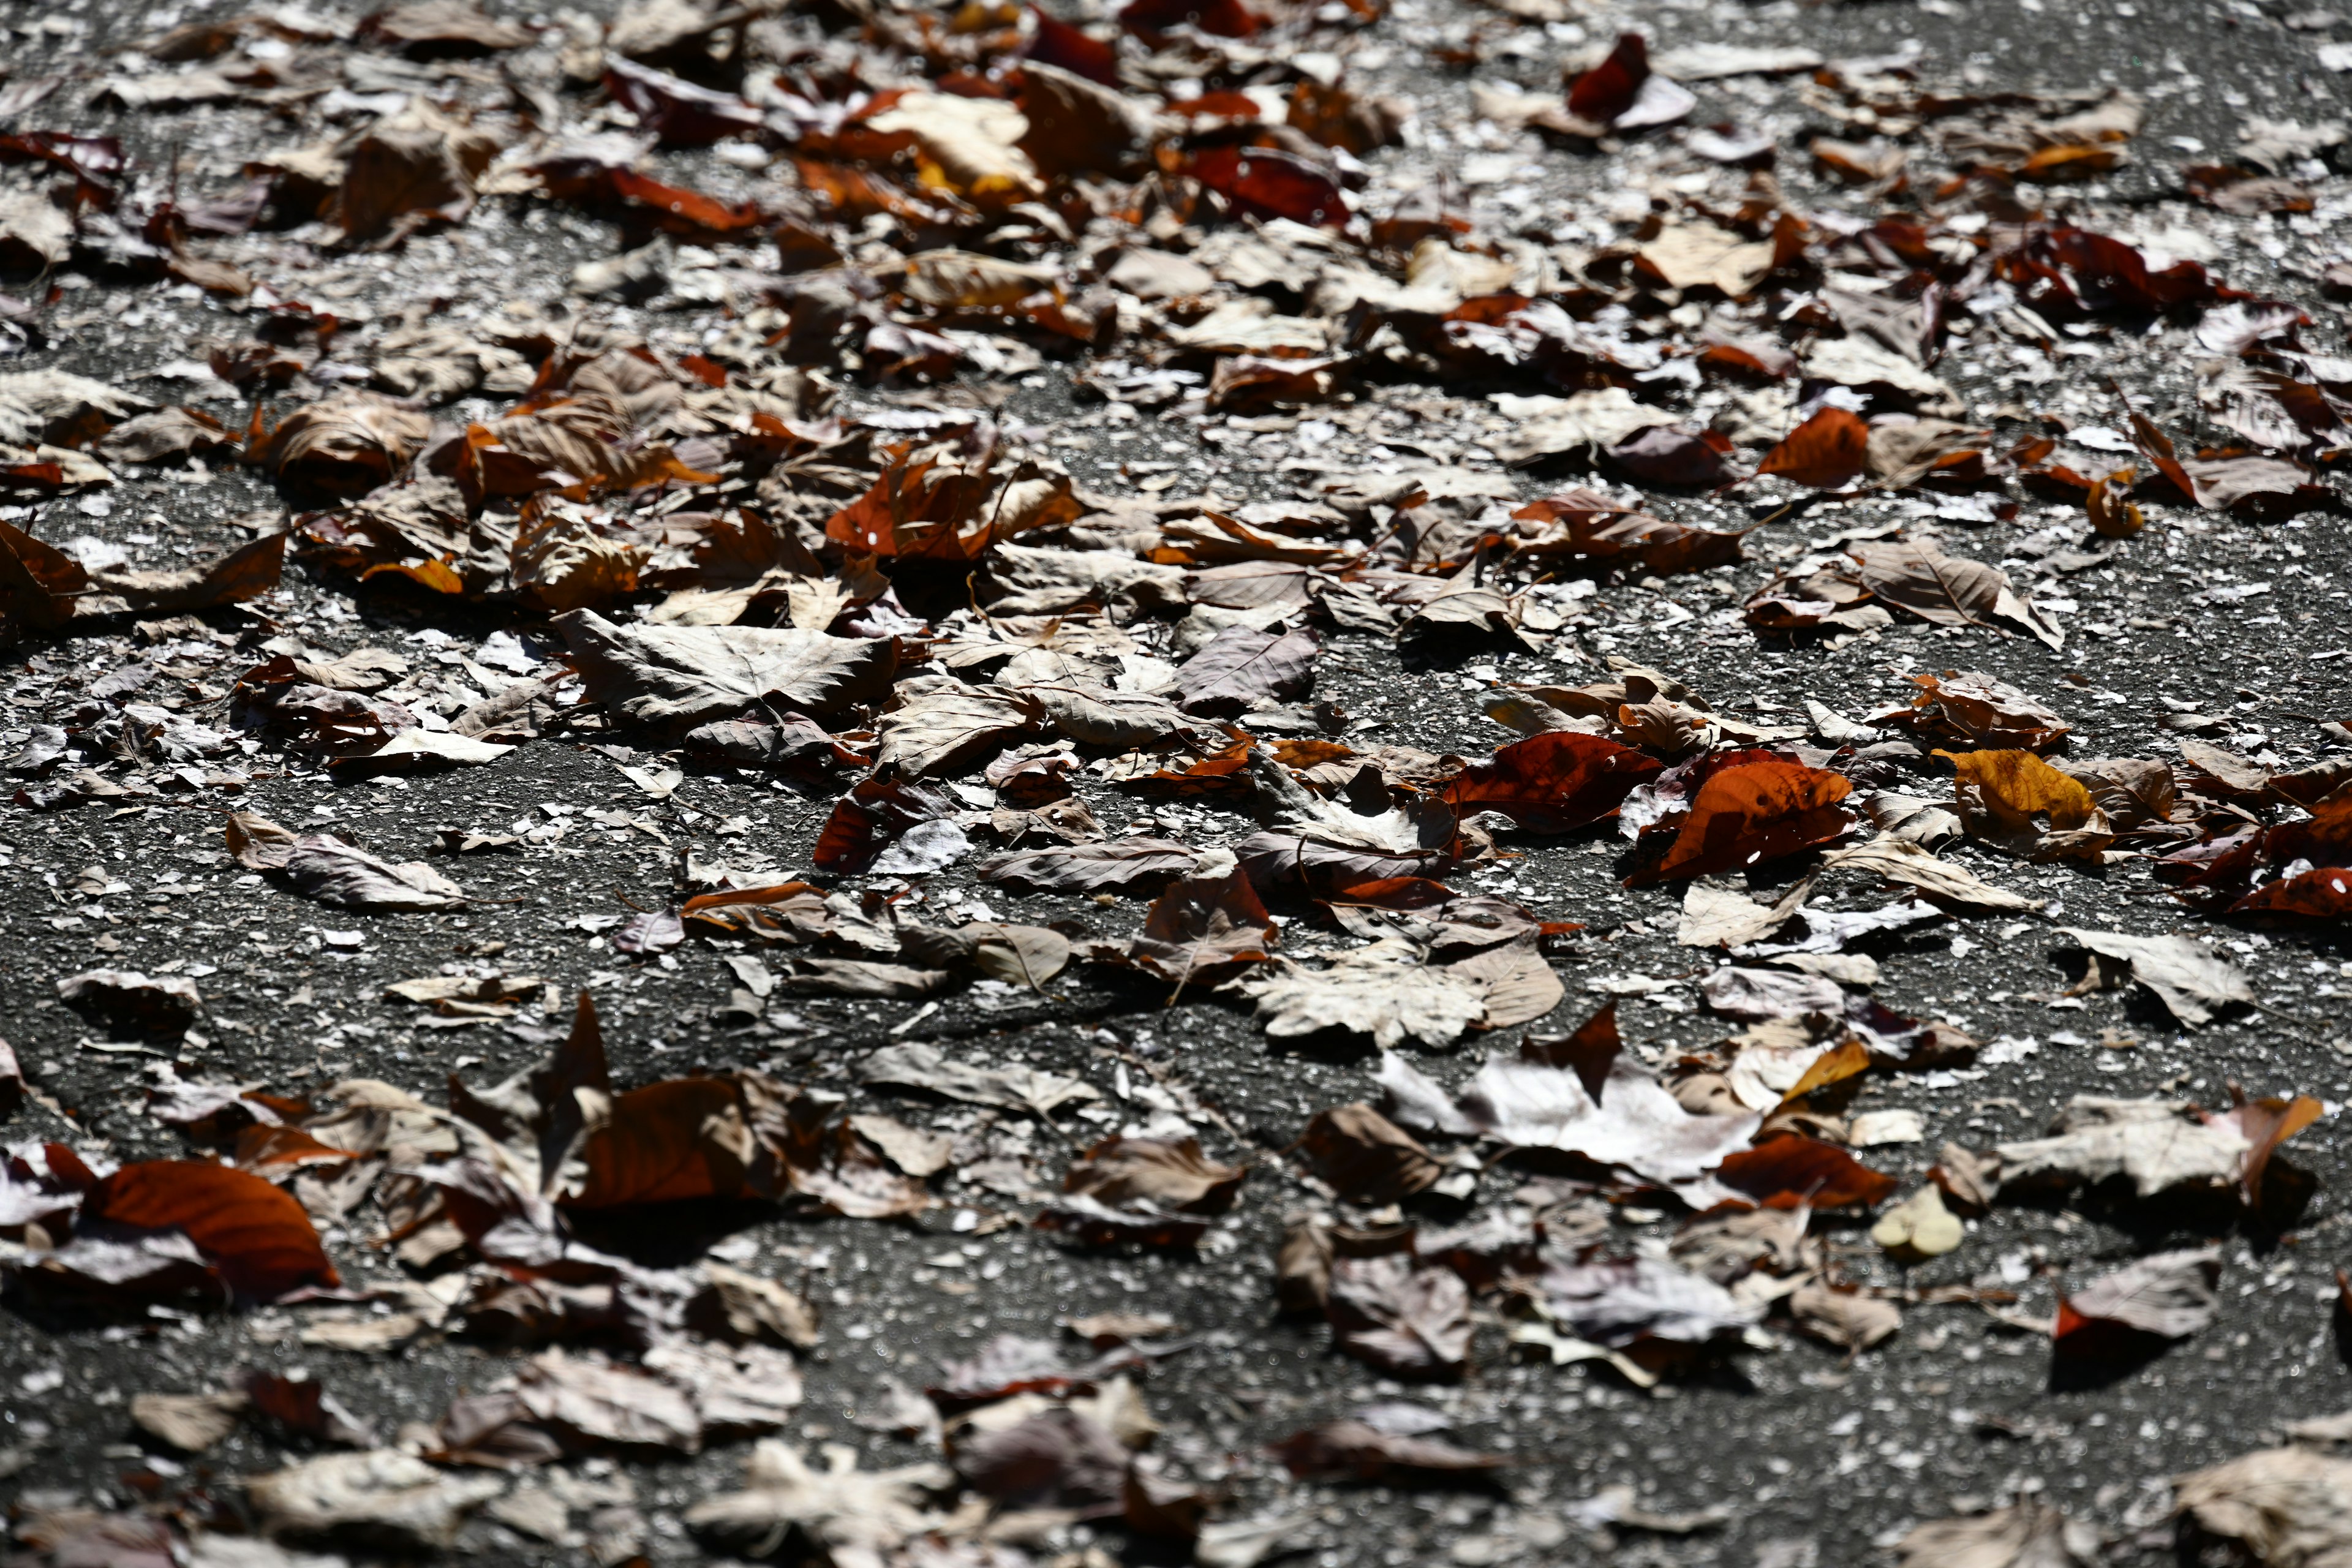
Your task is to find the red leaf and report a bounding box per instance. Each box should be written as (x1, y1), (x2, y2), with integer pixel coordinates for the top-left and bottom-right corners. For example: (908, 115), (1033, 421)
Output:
(1440, 731), (1664, 833)
(565, 1078), (758, 1208)
(1712, 1135), (1897, 1210)
(2230, 865), (2352, 919)
(86, 1160), (339, 1302)
(1757, 405), (1870, 488)
(1185, 145), (1346, 228)
(1027, 7), (1121, 85)
(1567, 32), (1648, 126)
(1120, 0), (1261, 40)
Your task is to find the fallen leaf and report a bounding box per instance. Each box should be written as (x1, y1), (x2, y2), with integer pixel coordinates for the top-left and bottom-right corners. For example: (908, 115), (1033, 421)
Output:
(979, 835), (1197, 895)
(1298, 1103), (1443, 1204)
(2057, 927), (2255, 1026)
(1328, 1254), (1472, 1378)
(1712, 1135), (1899, 1210)
(1440, 731), (1664, 832)
(1944, 749), (2114, 861)
(1789, 1283), (1901, 1351)
(1236, 940), (1488, 1049)
(1173, 624), (1318, 718)
(1627, 752), (1855, 886)
(1757, 405), (1869, 487)
(2054, 1247), (2220, 1357)
(2174, 1447), (2352, 1567)
(132, 1390), (248, 1453)
(1897, 1502), (2097, 1568)
(1871, 669), (2075, 752)
(76, 1159), (337, 1303)
(1120, 869), (1280, 989)
(557, 608), (897, 736)
(954, 1406), (1129, 1513)
(57, 969), (200, 1034)
(1455, 1047), (1760, 1189)
(1987, 1096), (2295, 1204)
(1268, 1420), (1507, 1483)
(283, 835), (466, 911)
(1534, 1254), (1761, 1353)
(1823, 839), (2045, 914)
(1062, 1134), (1246, 1212)
(1849, 540), (2065, 649)
(861, 1041), (1100, 1118)
(685, 1441), (954, 1562)
(246, 1450), (506, 1551)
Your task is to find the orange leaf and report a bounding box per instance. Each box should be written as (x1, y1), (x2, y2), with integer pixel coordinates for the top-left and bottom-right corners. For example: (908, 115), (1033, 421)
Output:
(605, 167), (766, 233)
(1633, 757), (1853, 884)
(2210, 1093), (2324, 1209)
(2086, 468), (2144, 537)
(1757, 405), (1869, 488)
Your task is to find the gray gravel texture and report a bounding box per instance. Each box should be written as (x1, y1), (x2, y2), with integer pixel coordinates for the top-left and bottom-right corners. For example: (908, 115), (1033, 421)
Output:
(2, 0), (2352, 1564)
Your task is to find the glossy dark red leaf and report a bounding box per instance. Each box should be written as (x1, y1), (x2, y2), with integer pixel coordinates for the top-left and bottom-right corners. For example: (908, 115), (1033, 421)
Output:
(85, 1160), (340, 1302)
(1567, 32), (1648, 126)
(1185, 145), (1346, 228)
(1440, 731), (1664, 834)
(1120, 0), (1261, 40)
(2230, 865), (2352, 919)
(814, 776), (960, 873)
(1027, 7), (1122, 85)
(1712, 1136), (1898, 1210)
